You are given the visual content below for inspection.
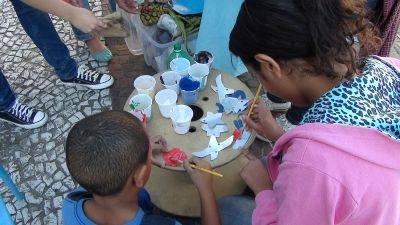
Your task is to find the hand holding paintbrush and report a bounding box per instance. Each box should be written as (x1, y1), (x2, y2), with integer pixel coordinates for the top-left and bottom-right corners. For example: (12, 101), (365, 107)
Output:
(184, 158), (217, 190)
(242, 85), (285, 142)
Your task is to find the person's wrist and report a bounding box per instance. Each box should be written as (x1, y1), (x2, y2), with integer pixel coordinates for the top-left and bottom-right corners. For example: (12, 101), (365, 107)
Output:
(253, 183), (272, 195)
(63, 4), (77, 22)
(269, 124), (284, 142)
(197, 184), (214, 196)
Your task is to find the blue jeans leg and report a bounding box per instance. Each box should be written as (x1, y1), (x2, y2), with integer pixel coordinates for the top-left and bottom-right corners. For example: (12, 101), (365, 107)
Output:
(108, 0), (116, 12)
(71, 0), (94, 42)
(0, 69), (16, 111)
(10, 0), (77, 80)
(218, 195), (255, 225)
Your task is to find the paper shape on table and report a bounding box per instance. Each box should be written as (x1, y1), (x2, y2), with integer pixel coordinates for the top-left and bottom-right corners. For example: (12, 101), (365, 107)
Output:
(200, 112), (224, 128)
(192, 135), (234, 160)
(215, 74), (235, 103)
(227, 90), (247, 99)
(201, 124), (228, 137)
(232, 99), (248, 113)
(233, 118), (244, 129)
(232, 129), (252, 150)
(218, 97), (249, 114)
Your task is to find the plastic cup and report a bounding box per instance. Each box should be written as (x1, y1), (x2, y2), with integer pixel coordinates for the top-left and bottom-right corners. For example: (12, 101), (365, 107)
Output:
(155, 89), (178, 118)
(170, 105), (193, 134)
(160, 71), (181, 95)
(194, 51), (214, 69)
(129, 94), (153, 122)
(179, 77), (200, 105)
(134, 75), (156, 99)
(188, 63), (209, 90)
(170, 58), (191, 77)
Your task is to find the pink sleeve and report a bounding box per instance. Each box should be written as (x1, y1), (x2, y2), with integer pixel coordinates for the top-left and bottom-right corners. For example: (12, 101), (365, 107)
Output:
(252, 163), (357, 225)
(378, 57), (400, 71)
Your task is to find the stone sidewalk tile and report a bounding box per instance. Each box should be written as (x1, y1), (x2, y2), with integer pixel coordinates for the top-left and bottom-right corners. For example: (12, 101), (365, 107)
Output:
(0, 0), (111, 224)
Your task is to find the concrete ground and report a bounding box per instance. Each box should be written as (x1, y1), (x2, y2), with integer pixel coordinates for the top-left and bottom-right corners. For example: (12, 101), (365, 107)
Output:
(1, 0), (399, 224)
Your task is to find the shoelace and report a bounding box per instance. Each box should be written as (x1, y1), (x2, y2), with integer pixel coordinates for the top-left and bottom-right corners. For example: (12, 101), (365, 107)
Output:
(8, 101), (34, 122)
(77, 67), (100, 82)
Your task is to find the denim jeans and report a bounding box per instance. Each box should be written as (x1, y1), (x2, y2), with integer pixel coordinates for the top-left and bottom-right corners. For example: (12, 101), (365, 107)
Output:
(0, 69), (16, 111)
(0, 0), (78, 111)
(72, 0), (116, 42)
(218, 195), (255, 225)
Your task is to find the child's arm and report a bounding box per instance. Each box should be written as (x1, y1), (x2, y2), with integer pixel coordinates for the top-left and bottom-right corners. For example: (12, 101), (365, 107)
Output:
(21, 0), (106, 33)
(240, 150), (273, 194)
(184, 159), (221, 225)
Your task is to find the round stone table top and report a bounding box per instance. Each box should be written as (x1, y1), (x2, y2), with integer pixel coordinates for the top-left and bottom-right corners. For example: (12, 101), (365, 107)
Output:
(124, 69), (256, 217)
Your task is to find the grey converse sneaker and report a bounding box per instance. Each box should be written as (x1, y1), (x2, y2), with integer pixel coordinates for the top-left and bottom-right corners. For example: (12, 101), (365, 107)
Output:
(62, 65), (114, 90)
(0, 100), (48, 129)
(260, 94), (291, 111)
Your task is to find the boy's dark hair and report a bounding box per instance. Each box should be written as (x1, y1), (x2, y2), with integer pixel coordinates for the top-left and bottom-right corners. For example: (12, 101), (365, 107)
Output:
(66, 110), (150, 196)
(229, 0), (380, 80)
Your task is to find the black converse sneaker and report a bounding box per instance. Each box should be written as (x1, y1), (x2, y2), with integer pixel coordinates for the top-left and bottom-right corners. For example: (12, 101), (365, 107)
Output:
(0, 100), (48, 129)
(62, 65), (114, 90)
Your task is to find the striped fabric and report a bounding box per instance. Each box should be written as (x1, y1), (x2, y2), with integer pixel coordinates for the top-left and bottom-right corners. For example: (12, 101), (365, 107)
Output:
(376, 0), (400, 56)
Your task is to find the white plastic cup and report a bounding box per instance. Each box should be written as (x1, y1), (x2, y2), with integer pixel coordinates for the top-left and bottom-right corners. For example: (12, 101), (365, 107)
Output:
(160, 71), (181, 95)
(170, 105), (193, 135)
(155, 89), (177, 118)
(170, 58), (191, 77)
(188, 63), (210, 90)
(134, 75), (156, 99)
(129, 94), (153, 122)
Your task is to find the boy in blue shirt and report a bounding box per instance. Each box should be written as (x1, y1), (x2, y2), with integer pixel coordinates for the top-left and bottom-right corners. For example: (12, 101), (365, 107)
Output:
(62, 111), (182, 225)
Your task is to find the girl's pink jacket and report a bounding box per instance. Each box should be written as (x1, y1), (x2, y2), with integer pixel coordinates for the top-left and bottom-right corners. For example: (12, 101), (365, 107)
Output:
(253, 123), (400, 225)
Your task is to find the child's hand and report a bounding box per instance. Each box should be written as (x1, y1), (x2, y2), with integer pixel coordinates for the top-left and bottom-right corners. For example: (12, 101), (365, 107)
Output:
(243, 99), (285, 142)
(240, 150), (273, 195)
(69, 8), (107, 33)
(116, 0), (140, 14)
(150, 135), (168, 152)
(183, 158), (213, 192)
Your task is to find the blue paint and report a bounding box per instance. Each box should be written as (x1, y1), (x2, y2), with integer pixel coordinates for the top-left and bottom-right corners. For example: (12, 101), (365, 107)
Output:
(179, 77), (200, 105)
(216, 103), (224, 113)
(179, 77), (200, 91)
(227, 90), (246, 99)
(233, 119), (244, 129)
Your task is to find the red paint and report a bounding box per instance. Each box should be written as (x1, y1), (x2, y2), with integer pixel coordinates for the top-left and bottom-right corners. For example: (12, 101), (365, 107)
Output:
(163, 148), (188, 167)
(233, 129), (241, 140)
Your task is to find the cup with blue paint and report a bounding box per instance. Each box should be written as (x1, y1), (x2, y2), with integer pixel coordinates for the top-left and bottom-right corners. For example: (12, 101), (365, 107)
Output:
(179, 77), (200, 105)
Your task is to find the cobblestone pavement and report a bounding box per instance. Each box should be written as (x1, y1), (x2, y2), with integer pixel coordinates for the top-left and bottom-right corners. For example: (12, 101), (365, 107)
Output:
(0, 0), (111, 224)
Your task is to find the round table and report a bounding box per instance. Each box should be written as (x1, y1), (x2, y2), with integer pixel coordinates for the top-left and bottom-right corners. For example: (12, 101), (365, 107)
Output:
(124, 70), (255, 217)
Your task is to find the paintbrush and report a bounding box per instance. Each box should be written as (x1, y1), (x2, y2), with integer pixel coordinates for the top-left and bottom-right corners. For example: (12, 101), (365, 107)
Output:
(190, 164), (223, 178)
(240, 83), (263, 137)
